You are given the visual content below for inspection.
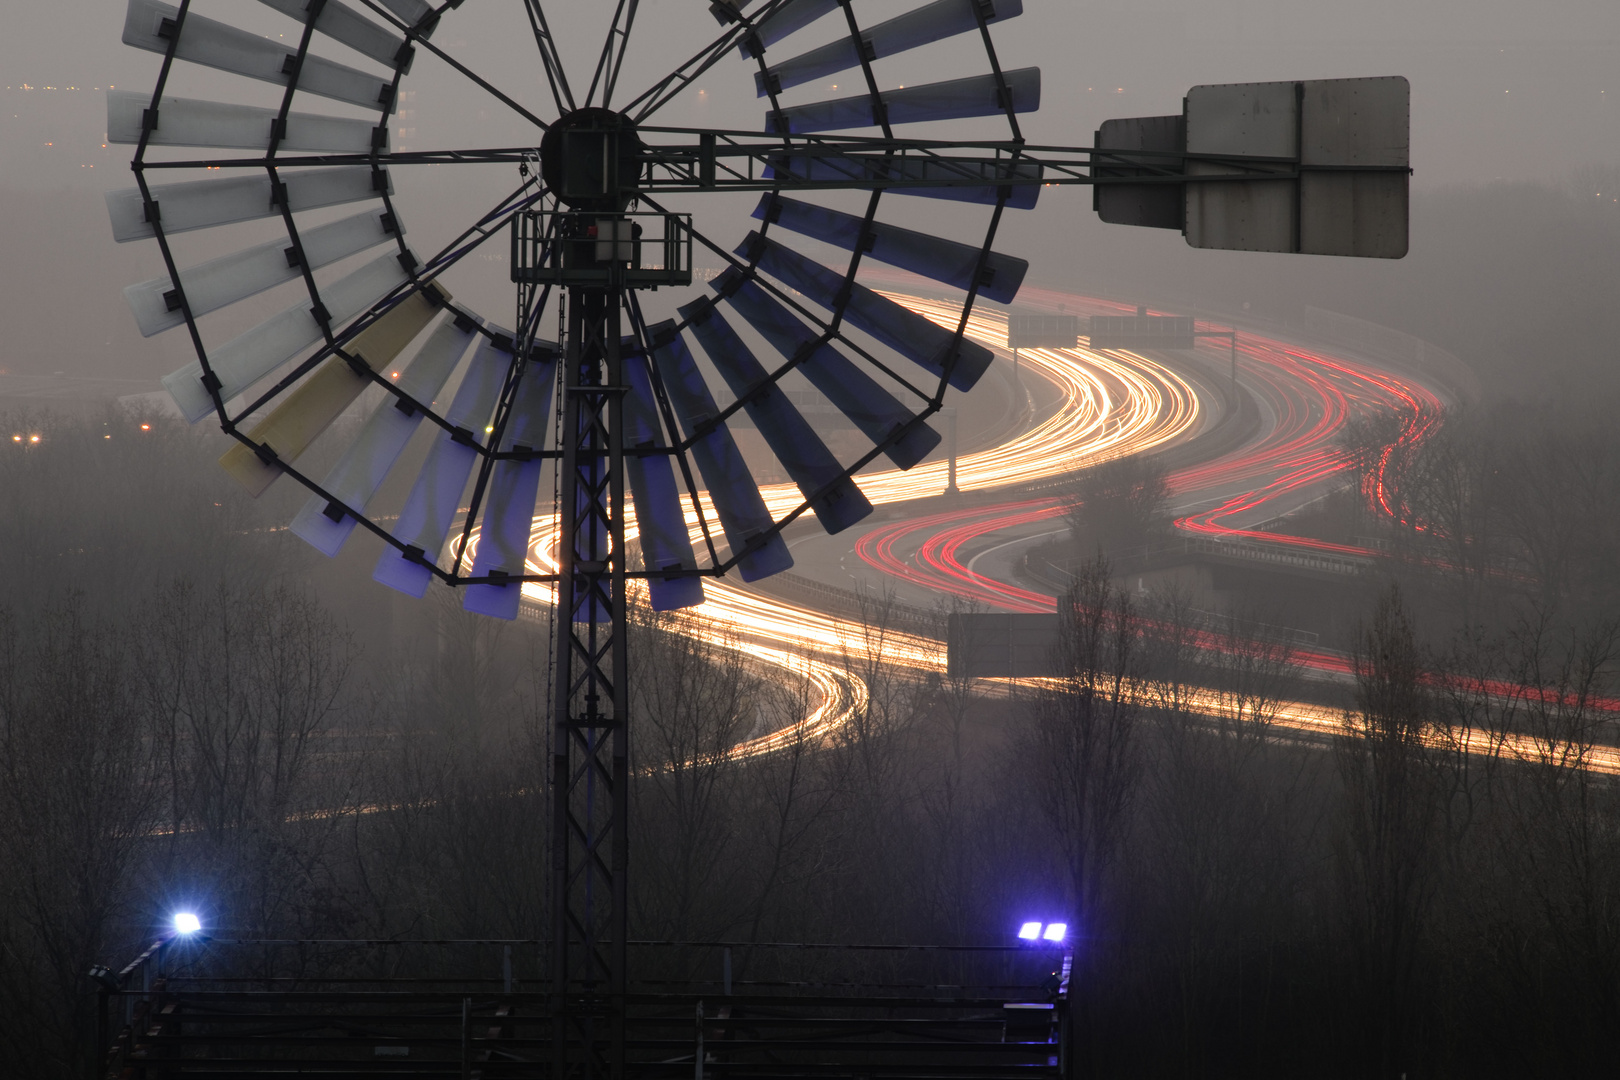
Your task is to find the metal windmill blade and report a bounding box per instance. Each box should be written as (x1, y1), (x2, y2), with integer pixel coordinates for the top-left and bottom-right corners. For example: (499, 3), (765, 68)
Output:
(107, 0), (539, 603)
(644, 319), (794, 585)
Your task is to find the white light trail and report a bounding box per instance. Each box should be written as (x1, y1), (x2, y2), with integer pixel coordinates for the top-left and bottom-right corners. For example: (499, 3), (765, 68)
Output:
(481, 300), (1204, 754)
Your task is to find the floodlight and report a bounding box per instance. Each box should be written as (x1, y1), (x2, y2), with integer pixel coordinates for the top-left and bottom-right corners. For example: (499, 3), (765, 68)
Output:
(1042, 923), (1067, 942)
(1017, 921), (1043, 941)
(172, 912), (201, 936)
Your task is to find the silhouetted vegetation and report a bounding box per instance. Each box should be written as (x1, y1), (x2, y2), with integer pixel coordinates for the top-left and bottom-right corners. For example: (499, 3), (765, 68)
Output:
(2, 405), (1619, 1078)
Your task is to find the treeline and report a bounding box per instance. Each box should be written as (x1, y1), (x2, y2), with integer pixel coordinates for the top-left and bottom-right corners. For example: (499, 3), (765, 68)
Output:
(1026, 562), (1619, 1079)
(4, 406), (1619, 1078)
(1343, 397), (1620, 634)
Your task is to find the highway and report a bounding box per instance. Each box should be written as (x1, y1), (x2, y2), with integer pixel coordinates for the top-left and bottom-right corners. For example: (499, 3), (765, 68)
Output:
(491, 285), (1502, 755)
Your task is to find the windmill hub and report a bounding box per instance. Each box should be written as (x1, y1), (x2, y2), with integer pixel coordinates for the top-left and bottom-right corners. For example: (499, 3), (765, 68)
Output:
(540, 107), (644, 211)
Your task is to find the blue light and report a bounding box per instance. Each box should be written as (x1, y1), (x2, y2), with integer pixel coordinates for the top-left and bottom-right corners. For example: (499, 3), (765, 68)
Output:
(1017, 921), (1043, 941)
(1042, 922), (1067, 942)
(173, 912), (201, 936)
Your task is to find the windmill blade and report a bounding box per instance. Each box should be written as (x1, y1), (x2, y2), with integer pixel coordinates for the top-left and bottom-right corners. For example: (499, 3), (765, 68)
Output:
(767, 67), (1040, 134)
(713, 266), (940, 470)
(764, 152), (1042, 209)
(678, 299), (873, 535)
(290, 312), (481, 557)
(162, 252), (411, 422)
(256, 0), (414, 71)
(756, 0), (1023, 97)
(375, 0), (436, 32)
(108, 90), (384, 154)
(462, 349), (560, 620)
(124, 1), (396, 112)
(218, 284), (448, 497)
(622, 339), (704, 612)
(375, 332), (509, 598)
(646, 321), (792, 583)
(738, 231), (992, 393)
(107, 167), (388, 243)
(736, 0), (839, 57)
(753, 193), (1027, 304)
(124, 209), (401, 337)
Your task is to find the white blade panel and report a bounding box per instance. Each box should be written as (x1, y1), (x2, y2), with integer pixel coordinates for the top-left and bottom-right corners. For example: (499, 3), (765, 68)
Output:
(125, 1), (394, 112)
(463, 358), (558, 620)
(162, 253), (409, 422)
(107, 167), (387, 243)
(108, 90), (383, 154)
(757, 0), (1024, 96)
(256, 0), (410, 71)
(377, 0), (435, 29)
(125, 209), (401, 337)
(290, 313), (480, 556)
(374, 333), (509, 598)
(737, 0), (838, 58)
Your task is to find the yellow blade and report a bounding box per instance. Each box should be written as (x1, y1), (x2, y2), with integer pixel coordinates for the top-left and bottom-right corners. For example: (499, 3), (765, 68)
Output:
(220, 285), (450, 497)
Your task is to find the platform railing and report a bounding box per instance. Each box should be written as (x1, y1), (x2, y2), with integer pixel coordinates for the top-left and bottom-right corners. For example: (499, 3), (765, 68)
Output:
(91, 938), (1073, 1079)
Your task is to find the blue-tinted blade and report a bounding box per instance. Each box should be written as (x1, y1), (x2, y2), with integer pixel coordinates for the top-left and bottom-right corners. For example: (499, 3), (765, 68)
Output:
(374, 332), (508, 597)
(646, 322), (793, 582)
(736, 0), (839, 59)
(714, 267), (941, 470)
(757, 0), (1024, 96)
(753, 194), (1028, 304)
(678, 301), (873, 535)
(764, 152), (1043, 209)
(738, 232), (993, 393)
(622, 338), (704, 611)
(767, 67), (1040, 134)
(290, 312), (479, 557)
(463, 352), (558, 620)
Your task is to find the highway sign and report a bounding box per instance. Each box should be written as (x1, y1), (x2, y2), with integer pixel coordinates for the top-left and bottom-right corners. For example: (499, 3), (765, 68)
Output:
(1007, 314), (1080, 349)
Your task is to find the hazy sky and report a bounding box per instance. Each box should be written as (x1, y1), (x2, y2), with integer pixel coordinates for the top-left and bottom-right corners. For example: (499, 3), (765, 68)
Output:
(5, 1), (1617, 189)
(1, 1), (1617, 383)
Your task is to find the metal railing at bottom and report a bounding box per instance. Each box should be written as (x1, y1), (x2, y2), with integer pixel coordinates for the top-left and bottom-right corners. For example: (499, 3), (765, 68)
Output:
(92, 939), (1073, 1080)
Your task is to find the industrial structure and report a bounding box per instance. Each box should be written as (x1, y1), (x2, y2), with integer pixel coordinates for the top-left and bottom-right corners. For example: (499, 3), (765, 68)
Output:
(99, 1), (1410, 1075)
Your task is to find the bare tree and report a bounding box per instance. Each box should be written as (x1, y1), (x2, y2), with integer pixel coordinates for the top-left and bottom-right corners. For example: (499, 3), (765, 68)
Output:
(1027, 557), (1142, 933)
(1495, 614), (1620, 1073)
(629, 600), (756, 942)
(919, 596), (986, 943)
(346, 590), (548, 942)
(1063, 454), (1171, 558)
(1138, 595), (1316, 1077)
(737, 662), (845, 948)
(139, 580), (358, 941)
(0, 597), (159, 1076)
(813, 589), (933, 941)
(1335, 586), (1445, 1077)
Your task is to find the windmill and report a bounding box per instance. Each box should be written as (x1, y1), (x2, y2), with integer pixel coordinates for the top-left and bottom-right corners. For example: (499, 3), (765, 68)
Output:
(108, 2), (1409, 1075)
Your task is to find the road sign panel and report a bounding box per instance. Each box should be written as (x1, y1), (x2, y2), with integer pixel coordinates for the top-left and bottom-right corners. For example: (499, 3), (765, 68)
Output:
(1007, 314), (1080, 349)
(1088, 314), (1195, 351)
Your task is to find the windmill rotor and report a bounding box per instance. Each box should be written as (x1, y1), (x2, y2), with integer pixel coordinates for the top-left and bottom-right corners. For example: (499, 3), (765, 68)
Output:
(109, 2), (1409, 1076)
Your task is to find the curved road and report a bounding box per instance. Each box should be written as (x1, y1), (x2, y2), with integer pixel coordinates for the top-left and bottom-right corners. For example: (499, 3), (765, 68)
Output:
(503, 285), (1571, 758)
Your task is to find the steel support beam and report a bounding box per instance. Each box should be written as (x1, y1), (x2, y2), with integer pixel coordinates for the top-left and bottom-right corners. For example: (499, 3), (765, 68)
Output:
(548, 280), (630, 1080)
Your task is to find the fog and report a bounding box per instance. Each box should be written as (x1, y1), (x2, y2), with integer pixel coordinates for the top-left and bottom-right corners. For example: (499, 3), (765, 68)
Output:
(4, 4), (1620, 1077)
(2, 1), (1618, 394)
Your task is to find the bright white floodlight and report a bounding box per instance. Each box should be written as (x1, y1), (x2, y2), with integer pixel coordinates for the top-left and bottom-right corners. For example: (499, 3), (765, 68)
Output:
(1017, 921), (1043, 941)
(1042, 923), (1068, 942)
(173, 912), (202, 936)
